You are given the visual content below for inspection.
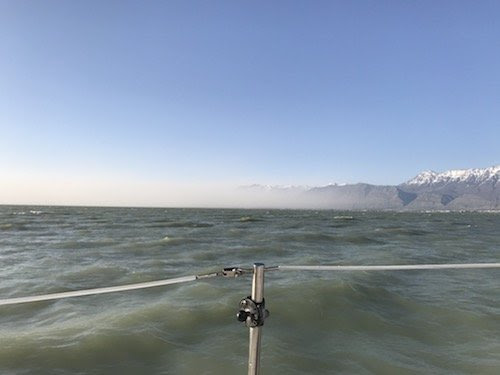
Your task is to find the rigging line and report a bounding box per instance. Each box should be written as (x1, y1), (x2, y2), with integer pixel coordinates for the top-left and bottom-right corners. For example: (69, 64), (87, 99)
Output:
(0, 273), (212, 307)
(3, 263), (500, 307)
(278, 263), (500, 271)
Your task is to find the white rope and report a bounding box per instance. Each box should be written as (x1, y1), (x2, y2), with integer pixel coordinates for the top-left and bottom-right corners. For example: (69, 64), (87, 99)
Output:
(278, 263), (500, 271)
(0, 275), (199, 306)
(3, 263), (500, 307)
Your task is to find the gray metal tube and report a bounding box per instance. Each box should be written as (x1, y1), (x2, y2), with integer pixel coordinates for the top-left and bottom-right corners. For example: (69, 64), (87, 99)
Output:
(248, 263), (265, 375)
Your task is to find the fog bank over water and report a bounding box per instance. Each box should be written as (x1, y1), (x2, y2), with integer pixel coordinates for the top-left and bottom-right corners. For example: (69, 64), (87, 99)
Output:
(0, 177), (307, 208)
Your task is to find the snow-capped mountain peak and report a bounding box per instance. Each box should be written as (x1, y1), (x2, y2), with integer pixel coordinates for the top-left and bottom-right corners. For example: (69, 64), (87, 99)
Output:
(405, 165), (500, 186)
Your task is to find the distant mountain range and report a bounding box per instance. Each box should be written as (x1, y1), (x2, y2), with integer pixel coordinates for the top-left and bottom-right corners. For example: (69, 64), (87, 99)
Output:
(243, 165), (500, 210)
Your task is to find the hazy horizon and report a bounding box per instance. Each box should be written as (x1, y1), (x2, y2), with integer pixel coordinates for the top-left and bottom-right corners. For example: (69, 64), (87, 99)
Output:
(2, 163), (499, 209)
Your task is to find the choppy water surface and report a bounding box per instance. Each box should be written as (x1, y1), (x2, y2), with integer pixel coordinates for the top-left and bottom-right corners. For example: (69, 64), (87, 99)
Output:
(0, 206), (499, 374)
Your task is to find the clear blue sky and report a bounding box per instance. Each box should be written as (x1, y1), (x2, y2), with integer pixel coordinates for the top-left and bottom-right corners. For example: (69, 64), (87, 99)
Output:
(1, 1), (499, 204)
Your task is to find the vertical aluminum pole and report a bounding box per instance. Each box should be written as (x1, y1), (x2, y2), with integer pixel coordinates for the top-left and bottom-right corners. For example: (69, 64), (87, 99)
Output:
(248, 263), (265, 375)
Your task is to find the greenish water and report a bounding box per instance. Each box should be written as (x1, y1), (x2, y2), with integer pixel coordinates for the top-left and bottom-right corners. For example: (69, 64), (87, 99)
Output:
(0, 206), (499, 374)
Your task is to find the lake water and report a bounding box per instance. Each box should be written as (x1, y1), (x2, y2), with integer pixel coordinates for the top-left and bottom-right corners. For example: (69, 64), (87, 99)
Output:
(1, 206), (499, 374)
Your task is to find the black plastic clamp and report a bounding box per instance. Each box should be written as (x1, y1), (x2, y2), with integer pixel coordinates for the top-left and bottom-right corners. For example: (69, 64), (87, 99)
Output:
(236, 296), (269, 327)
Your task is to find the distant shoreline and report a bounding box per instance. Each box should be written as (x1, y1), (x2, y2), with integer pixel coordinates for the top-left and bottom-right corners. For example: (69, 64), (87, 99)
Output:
(1, 203), (499, 213)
